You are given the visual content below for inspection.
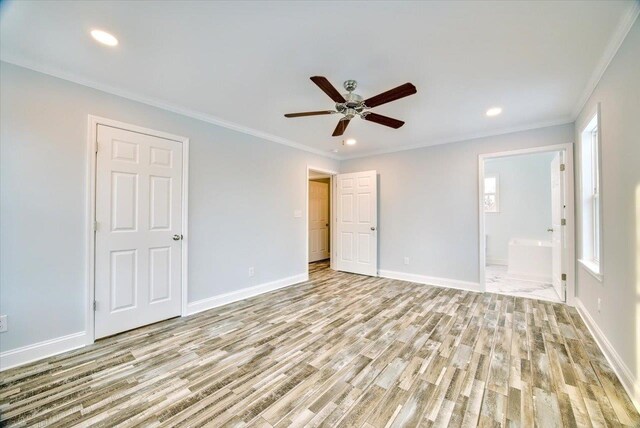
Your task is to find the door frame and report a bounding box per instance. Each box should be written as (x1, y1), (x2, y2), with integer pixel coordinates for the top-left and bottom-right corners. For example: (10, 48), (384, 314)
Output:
(306, 165), (338, 272)
(478, 143), (575, 306)
(85, 115), (190, 344)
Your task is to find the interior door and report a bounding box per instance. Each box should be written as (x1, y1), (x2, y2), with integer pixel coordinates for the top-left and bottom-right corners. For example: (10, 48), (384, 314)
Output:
(95, 124), (183, 339)
(550, 152), (565, 301)
(309, 180), (330, 262)
(336, 170), (377, 276)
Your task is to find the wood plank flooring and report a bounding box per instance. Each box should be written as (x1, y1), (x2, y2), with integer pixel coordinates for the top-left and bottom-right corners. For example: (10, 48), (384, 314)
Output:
(1, 261), (638, 427)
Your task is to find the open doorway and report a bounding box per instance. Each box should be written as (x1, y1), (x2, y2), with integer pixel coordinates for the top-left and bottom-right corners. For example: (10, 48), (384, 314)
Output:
(307, 167), (336, 274)
(479, 144), (575, 304)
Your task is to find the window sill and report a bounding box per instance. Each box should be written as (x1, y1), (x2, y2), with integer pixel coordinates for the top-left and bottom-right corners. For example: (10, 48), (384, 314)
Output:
(578, 259), (603, 282)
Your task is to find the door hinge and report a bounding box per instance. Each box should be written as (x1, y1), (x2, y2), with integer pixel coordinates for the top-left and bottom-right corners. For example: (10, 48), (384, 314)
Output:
(93, 301), (97, 311)
(95, 142), (99, 154)
(560, 163), (565, 172)
(561, 273), (567, 281)
(93, 221), (98, 232)
(561, 218), (566, 226)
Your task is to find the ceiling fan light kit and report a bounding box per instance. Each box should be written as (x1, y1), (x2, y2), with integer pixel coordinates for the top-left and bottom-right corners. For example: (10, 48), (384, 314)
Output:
(285, 76), (417, 137)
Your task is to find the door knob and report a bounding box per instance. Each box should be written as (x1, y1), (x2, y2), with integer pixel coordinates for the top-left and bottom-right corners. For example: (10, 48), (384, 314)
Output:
(547, 228), (554, 232)
(371, 227), (376, 231)
(173, 234), (182, 241)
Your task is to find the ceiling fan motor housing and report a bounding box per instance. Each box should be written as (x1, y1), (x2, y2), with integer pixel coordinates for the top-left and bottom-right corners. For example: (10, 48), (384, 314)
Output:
(337, 80), (365, 115)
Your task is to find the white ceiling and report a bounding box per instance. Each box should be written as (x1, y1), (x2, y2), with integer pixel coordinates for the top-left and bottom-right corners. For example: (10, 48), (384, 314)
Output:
(1, 1), (637, 159)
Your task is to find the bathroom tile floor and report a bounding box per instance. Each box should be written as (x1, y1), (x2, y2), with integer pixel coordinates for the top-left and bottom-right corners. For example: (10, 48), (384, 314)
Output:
(485, 264), (562, 303)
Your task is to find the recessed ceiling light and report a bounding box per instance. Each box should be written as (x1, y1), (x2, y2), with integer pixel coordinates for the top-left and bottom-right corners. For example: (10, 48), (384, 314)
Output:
(91, 29), (118, 46)
(344, 138), (357, 146)
(486, 107), (502, 117)
(331, 149), (339, 153)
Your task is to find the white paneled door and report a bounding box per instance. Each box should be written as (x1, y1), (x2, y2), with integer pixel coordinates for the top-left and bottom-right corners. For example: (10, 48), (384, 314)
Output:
(550, 152), (565, 302)
(95, 125), (183, 339)
(336, 171), (377, 276)
(309, 180), (330, 262)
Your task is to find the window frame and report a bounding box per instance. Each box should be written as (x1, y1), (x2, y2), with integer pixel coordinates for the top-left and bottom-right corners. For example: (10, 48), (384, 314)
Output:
(590, 126), (600, 264)
(579, 107), (603, 280)
(483, 174), (500, 213)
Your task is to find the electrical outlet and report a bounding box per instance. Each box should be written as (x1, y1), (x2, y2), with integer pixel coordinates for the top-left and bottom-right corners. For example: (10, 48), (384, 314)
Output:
(248, 267), (255, 277)
(404, 257), (410, 265)
(0, 315), (7, 333)
(597, 298), (601, 312)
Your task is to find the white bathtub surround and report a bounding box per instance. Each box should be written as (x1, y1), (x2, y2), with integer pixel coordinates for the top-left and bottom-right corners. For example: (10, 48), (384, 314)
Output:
(507, 238), (552, 282)
(486, 265), (561, 303)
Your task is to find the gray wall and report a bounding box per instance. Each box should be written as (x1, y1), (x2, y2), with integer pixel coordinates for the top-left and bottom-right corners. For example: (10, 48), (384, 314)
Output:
(340, 124), (573, 284)
(485, 152), (555, 263)
(2, 19), (637, 383)
(0, 62), (338, 352)
(574, 19), (640, 386)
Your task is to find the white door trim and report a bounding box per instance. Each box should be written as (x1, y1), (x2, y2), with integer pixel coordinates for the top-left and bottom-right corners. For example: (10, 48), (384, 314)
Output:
(478, 142), (576, 306)
(306, 165), (338, 272)
(86, 115), (189, 345)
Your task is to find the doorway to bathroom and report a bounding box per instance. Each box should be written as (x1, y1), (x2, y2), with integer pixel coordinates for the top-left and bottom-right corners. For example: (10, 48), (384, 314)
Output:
(478, 144), (575, 304)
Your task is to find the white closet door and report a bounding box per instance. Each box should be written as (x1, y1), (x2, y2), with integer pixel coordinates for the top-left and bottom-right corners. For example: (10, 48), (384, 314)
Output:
(336, 170), (377, 276)
(95, 125), (183, 339)
(550, 152), (565, 302)
(309, 180), (330, 262)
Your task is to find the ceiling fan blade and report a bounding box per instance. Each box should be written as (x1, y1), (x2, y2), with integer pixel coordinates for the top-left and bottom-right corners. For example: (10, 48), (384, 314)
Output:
(310, 76), (346, 103)
(364, 82), (417, 108)
(284, 110), (335, 118)
(362, 112), (405, 129)
(332, 118), (351, 136)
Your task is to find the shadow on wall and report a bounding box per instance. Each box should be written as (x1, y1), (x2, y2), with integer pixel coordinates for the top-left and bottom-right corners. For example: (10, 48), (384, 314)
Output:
(636, 184), (640, 398)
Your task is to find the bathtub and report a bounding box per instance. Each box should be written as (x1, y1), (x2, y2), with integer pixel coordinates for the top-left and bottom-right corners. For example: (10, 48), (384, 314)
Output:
(507, 239), (552, 282)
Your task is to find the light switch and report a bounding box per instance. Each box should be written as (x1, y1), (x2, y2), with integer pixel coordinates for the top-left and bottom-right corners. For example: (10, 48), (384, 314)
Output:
(293, 209), (302, 218)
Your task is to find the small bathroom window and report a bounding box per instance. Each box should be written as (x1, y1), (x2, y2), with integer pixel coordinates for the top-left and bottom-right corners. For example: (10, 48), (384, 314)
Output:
(484, 174), (499, 213)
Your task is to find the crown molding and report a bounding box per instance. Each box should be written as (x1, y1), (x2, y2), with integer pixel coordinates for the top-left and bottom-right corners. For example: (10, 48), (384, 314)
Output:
(571, 0), (640, 120)
(0, 57), (341, 161)
(0, 57), (572, 162)
(3, 1), (637, 163)
(339, 117), (574, 160)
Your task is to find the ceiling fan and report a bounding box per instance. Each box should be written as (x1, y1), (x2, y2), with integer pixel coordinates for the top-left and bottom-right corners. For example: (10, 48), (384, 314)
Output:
(285, 76), (417, 137)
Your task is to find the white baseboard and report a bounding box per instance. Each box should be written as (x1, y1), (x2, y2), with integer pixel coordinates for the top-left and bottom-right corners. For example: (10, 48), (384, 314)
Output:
(0, 331), (87, 372)
(186, 273), (309, 316)
(378, 270), (481, 293)
(0, 273), (309, 371)
(486, 258), (508, 266)
(575, 298), (640, 412)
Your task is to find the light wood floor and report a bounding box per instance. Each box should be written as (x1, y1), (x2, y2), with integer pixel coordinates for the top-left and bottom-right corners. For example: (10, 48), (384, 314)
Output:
(1, 261), (638, 427)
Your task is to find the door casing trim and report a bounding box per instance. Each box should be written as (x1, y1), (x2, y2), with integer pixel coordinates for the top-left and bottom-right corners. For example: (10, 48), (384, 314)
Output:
(86, 115), (190, 345)
(478, 142), (575, 306)
(306, 166), (338, 273)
